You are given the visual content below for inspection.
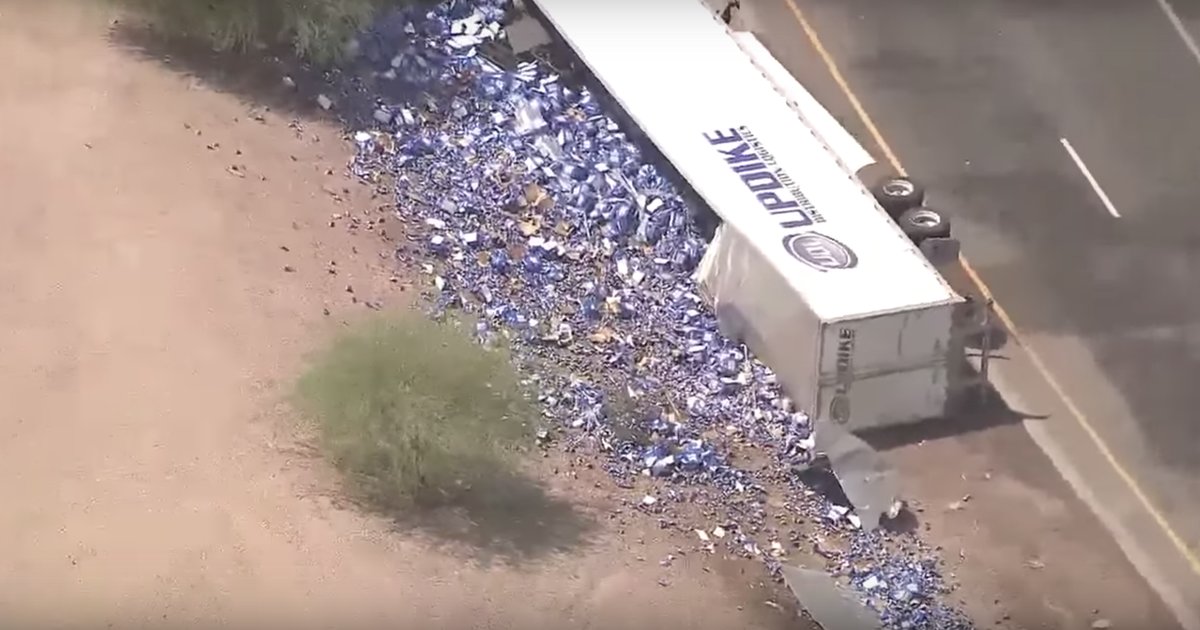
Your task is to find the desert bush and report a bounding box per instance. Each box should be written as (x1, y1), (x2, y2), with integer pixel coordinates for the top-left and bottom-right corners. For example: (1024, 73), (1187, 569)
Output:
(295, 312), (532, 511)
(113, 0), (423, 62)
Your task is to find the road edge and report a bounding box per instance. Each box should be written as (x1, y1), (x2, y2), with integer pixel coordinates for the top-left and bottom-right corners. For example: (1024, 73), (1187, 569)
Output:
(724, 0), (1200, 623)
(989, 360), (1200, 630)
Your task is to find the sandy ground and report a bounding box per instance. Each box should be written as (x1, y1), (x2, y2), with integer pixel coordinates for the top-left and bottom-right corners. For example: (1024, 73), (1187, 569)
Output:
(871, 401), (1181, 629)
(0, 3), (796, 628)
(0, 1), (1183, 629)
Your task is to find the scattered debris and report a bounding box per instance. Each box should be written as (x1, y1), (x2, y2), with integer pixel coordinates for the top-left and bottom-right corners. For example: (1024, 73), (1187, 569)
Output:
(341, 1), (974, 628)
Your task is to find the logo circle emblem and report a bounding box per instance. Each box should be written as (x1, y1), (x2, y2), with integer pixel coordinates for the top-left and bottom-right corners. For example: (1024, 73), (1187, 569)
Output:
(781, 232), (859, 271)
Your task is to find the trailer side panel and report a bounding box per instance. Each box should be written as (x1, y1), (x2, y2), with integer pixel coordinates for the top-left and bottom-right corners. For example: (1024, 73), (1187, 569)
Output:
(817, 306), (956, 432)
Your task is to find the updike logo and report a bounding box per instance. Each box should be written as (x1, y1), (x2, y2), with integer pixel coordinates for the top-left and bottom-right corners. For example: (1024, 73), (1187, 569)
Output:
(781, 232), (859, 271)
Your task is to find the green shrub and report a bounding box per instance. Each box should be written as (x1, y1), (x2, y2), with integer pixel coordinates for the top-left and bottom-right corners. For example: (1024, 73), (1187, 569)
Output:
(295, 312), (532, 511)
(113, 0), (423, 62)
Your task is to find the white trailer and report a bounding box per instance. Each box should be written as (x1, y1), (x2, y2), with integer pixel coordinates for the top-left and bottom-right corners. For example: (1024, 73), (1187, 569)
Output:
(523, 0), (987, 433)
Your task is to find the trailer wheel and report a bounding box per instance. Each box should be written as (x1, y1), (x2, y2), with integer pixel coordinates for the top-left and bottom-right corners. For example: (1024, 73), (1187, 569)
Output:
(870, 176), (925, 218)
(897, 206), (951, 242)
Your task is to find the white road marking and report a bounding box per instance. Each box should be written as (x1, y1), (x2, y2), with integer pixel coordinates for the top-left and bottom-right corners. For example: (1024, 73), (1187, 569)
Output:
(1155, 0), (1200, 69)
(1060, 137), (1121, 218)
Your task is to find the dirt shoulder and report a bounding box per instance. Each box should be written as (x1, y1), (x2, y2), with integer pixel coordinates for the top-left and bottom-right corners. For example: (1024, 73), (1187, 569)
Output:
(0, 2), (1177, 629)
(0, 3), (794, 628)
(872, 401), (1179, 629)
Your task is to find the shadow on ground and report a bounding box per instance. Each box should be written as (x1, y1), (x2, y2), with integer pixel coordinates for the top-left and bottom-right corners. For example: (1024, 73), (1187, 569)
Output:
(111, 17), (596, 568)
(856, 367), (1042, 452)
(107, 21), (382, 128)
(401, 454), (598, 566)
(338, 448), (597, 567)
(811, 374), (1044, 536)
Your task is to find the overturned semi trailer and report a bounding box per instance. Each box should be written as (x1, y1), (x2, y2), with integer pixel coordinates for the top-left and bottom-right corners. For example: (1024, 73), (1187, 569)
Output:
(520, 0), (990, 436)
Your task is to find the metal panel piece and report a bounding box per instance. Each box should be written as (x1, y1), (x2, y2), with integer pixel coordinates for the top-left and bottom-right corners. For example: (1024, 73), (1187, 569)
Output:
(781, 565), (883, 630)
(815, 421), (901, 530)
(505, 15), (551, 53)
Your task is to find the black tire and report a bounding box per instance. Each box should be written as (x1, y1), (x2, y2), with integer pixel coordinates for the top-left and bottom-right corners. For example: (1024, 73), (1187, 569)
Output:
(897, 206), (951, 242)
(870, 175), (926, 218)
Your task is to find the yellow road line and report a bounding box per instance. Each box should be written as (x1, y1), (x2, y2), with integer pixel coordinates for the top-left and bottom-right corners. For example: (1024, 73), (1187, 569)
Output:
(779, 0), (1200, 575)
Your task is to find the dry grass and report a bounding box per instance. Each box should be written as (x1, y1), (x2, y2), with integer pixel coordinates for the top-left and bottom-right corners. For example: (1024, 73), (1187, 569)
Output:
(294, 311), (533, 511)
(110, 0), (424, 62)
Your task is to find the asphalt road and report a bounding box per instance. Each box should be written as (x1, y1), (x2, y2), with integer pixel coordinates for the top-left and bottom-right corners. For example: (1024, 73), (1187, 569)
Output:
(735, 0), (1200, 603)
